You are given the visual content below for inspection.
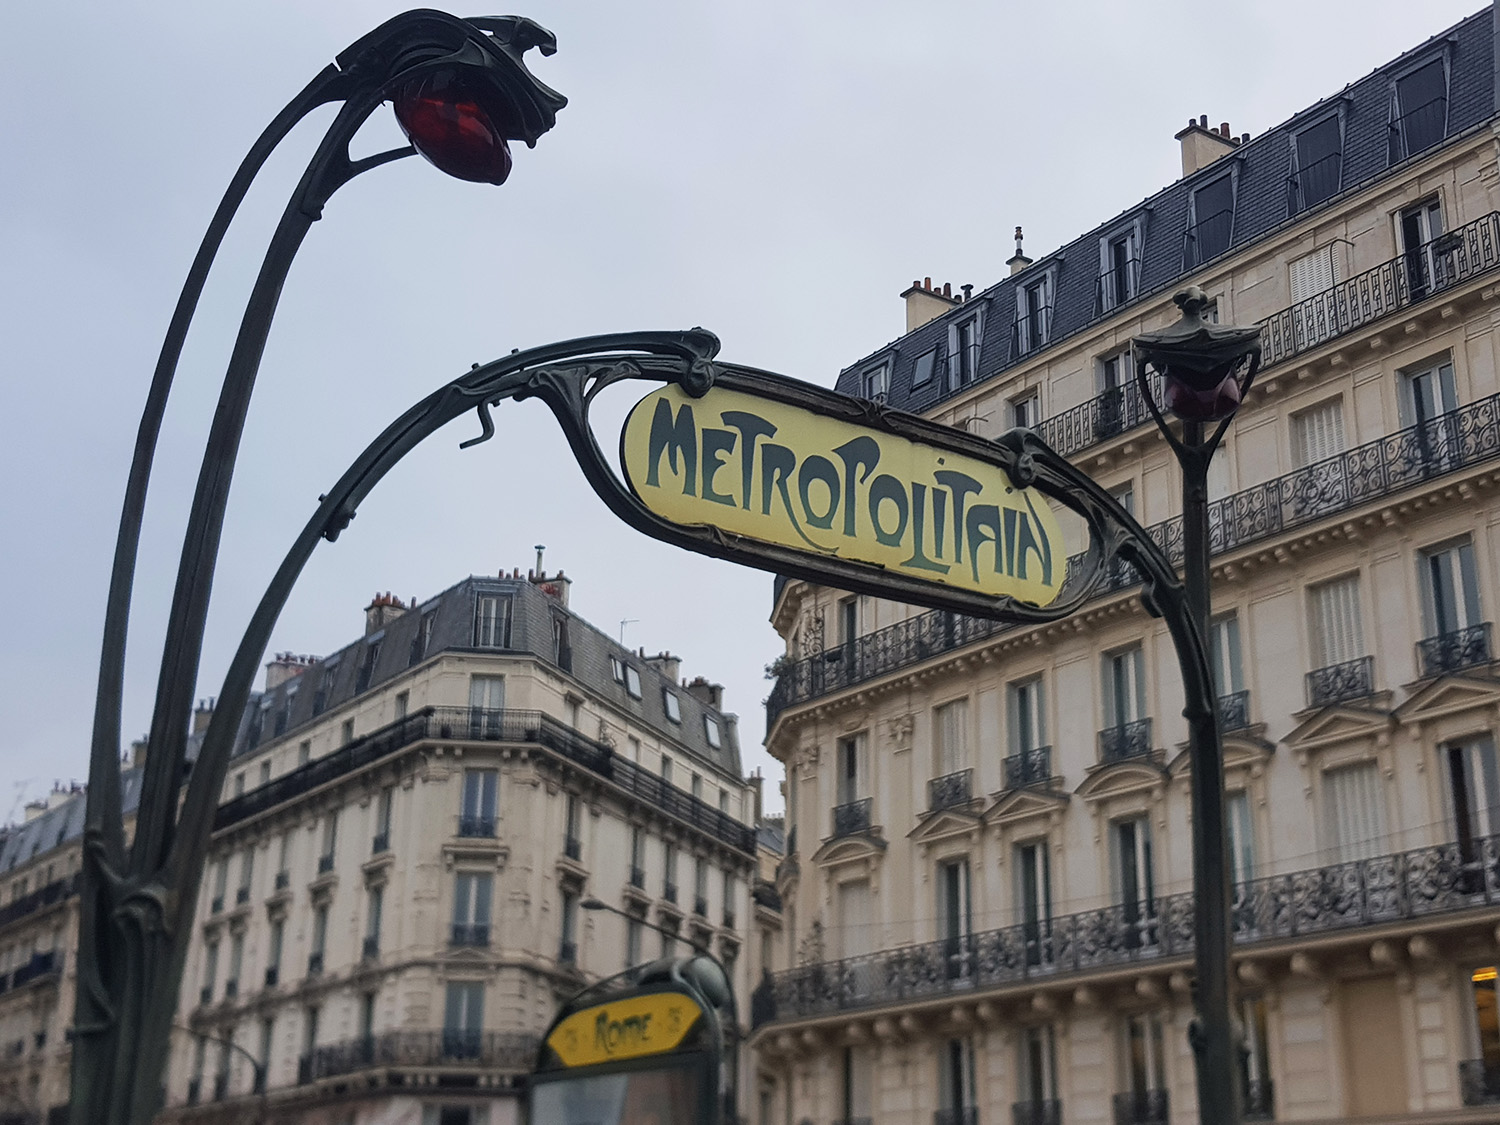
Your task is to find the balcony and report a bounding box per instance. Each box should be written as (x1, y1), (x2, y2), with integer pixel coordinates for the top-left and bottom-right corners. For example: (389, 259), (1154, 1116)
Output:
(1219, 690), (1250, 732)
(1012, 1101), (1062, 1125)
(1099, 719), (1152, 764)
(694, 895), (709, 918)
(1010, 306), (1053, 360)
(832, 797), (873, 838)
(558, 939), (577, 965)
(451, 922), (490, 947)
(1417, 623), (1492, 678)
(629, 865), (646, 889)
(295, 1029), (539, 1083)
(927, 769), (973, 813)
(935, 1109), (979, 1125)
(1182, 207), (1233, 269)
(1113, 1090), (1168, 1125)
(458, 815), (495, 839)
(1460, 1059), (1500, 1106)
(217, 706), (756, 857)
(1287, 151), (1342, 215)
(564, 835), (582, 862)
(1004, 747), (1051, 790)
(264, 965), (279, 988)
(316, 854), (335, 875)
(1244, 1078), (1275, 1121)
(15, 950), (67, 990)
(371, 831), (390, 854)
(1306, 656), (1375, 708)
(752, 830), (1500, 1028)
(362, 935), (379, 961)
(0, 874), (77, 933)
(723, 908), (736, 929)
(307, 951), (324, 976)
(663, 881), (678, 905)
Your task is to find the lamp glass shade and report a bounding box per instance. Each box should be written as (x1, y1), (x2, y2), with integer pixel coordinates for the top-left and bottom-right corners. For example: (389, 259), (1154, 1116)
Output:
(1164, 371), (1243, 422)
(393, 71), (513, 185)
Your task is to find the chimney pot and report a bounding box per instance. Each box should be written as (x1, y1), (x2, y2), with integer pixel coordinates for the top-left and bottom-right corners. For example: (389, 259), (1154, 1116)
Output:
(924, 276), (932, 290)
(942, 281), (952, 298)
(1199, 114), (1208, 128)
(961, 284), (973, 301)
(1219, 122), (1230, 137)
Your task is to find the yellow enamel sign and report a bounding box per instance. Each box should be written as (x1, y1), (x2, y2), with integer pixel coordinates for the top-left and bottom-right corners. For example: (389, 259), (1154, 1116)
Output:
(546, 991), (703, 1068)
(622, 385), (1065, 605)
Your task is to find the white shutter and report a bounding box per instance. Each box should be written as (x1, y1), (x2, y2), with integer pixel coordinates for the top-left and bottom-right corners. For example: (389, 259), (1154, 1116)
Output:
(936, 700), (969, 774)
(1324, 761), (1386, 861)
(1292, 399), (1347, 467)
(1227, 790), (1255, 885)
(1310, 575), (1364, 666)
(837, 880), (872, 959)
(1289, 246), (1338, 303)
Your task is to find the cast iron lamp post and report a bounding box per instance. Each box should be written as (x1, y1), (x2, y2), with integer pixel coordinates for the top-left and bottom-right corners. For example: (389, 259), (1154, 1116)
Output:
(75, 14), (563, 1125)
(1132, 285), (1262, 1125)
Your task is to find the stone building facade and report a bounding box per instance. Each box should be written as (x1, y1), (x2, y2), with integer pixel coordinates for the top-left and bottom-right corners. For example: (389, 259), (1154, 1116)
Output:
(752, 6), (1500, 1124)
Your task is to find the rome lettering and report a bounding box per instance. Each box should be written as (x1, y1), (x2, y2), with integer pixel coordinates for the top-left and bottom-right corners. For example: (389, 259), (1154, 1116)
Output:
(621, 385), (1065, 604)
(595, 1009), (654, 1056)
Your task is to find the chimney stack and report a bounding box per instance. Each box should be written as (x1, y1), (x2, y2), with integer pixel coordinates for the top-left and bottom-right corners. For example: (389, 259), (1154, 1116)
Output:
(265, 652), (317, 691)
(644, 651), (682, 684)
(684, 676), (724, 710)
(1174, 114), (1241, 177)
(364, 592), (409, 636)
(192, 698), (216, 735)
(1007, 226), (1033, 276)
(899, 275), (960, 332)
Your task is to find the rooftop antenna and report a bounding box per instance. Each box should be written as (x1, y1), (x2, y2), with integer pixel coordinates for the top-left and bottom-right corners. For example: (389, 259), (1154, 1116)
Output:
(619, 618), (638, 645)
(534, 544), (545, 575)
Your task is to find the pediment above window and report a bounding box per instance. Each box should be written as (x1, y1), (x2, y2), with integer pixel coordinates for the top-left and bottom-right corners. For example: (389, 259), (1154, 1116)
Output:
(1074, 760), (1167, 805)
(982, 786), (1069, 832)
(907, 808), (982, 847)
(1283, 704), (1394, 754)
(1394, 673), (1500, 727)
(1166, 733), (1275, 782)
(810, 832), (887, 872)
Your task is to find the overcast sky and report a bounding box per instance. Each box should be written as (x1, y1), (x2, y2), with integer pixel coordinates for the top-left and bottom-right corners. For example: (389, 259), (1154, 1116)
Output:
(0, 0), (1483, 822)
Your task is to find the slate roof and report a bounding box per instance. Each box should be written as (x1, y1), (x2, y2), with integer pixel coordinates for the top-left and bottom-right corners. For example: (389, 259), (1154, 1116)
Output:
(0, 768), (144, 874)
(231, 576), (743, 778)
(831, 6), (1496, 413)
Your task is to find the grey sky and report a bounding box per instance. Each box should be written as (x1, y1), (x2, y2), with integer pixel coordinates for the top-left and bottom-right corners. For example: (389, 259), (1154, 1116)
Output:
(0, 0), (1481, 821)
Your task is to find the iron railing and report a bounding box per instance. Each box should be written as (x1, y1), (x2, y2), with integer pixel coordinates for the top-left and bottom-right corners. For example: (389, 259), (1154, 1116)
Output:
(10, 951), (58, 990)
(1389, 97), (1447, 164)
(1113, 1090), (1168, 1125)
(1099, 719), (1153, 764)
(1244, 1078), (1275, 1120)
(1287, 151), (1342, 215)
(928, 769), (974, 812)
(1004, 747), (1051, 789)
(1417, 623), (1492, 678)
(451, 923), (490, 947)
(769, 388), (1500, 725)
(832, 797), (873, 838)
(458, 815), (495, 838)
(1305, 656), (1375, 708)
(1460, 1059), (1500, 1106)
(1011, 306), (1054, 359)
(1095, 259), (1140, 317)
(1012, 1101), (1062, 1125)
(752, 830), (1500, 1027)
(1035, 373), (1164, 457)
(0, 875), (76, 934)
(217, 706), (756, 855)
(1219, 690), (1250, 732)
(296, 1029), (538, 1083)
(1183, 208), (1233, 269)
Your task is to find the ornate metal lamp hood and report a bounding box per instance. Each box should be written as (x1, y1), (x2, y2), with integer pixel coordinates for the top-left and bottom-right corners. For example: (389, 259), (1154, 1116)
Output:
(1133, 285), (1262, 422)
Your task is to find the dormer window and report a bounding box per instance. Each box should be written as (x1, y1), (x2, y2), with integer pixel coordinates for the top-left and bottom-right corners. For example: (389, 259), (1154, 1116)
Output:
(1097, 222), (1142, 314)
(946, 313), (983, 391)
(663, 691), (682, 724)
(911, 348), (937, 389)
(1185, 173), (1235, 267)
(860, 362), (890, 402)
(1289, 114), (1342, 214)
(1388, 56), (1447, 164)
(1014, 275), (1052, 355)
(704, 716), (722, 749)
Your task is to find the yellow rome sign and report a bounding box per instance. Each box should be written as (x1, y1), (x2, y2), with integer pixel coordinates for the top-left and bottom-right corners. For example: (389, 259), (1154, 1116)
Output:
(544, 990), (704, 1069)
(622, 384), (1065, 605)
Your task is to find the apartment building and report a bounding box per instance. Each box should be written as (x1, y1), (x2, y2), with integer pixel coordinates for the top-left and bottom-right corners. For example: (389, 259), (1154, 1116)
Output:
(158, 569), (759, 1125)
(753, 7), (1500, 1124)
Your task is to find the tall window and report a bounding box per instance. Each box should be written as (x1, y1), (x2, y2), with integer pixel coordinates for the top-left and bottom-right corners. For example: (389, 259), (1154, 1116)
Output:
(1309, 574), (1365, 669)
(1113, 817), (1156, 947)
(1227, 790), (1256, 888)
(1419, 538), (1481, 638)
(626, 913), (643, 967)
(1019, 1025), (1059, 1106)
(443, 982), (484, 1059)
(309, 904), (328, 970)
(565, 795), (582, 858)
(452, 873), (493, 945)
(693, 857), (709, 914)
(1008, 677), (1046, 754)
(303, 1005), (320, 1059)
(359, 992), (376, 1042)
(212, 858), (229, 911)
(319, 813), (337, 870)
(227, 932), (243, 995)
(266, 918), (284, 984)
(1122, 1013), (1168, 1097)
(1468, 966), (1500, 1082)
(467, 674), (505, 737)
(1188, 173), (1234, 264)
(411, 609), (437, 665)
(937, 1038), (977, 1116)
(1100, 227), (1139, 310)
(1291, 398), (1346, 467)
(460, 770), (498, 837)
(1323, 761), (1387, 862)
(355, 637), (382, 693)
(1018, 276), (1052, 353)
(559, 890), (578, 961)
(841, 1047), (874, 1123)
(473, 594), (512, 648)
(836, 879), (872, 960)
(664, 843), (678, 900)
(860, 362), (889, 401)
(365, 885), (383, 953)
(937, 859), (971, 979)
(837, 595), (859, 654)
(934, 699), (969, 777)
(237, 849), (254, 902)
(201, 940), (219, 1003)
(912, 348), (937, 389)
(1389, 57), (1447, 163)
(312, 660), (338, 716)
(629, 827), (645, 886)
(1240, 996), (1273, 1115)
(1102, 646), (1146, 729)
(1210, 614), (1243, 696)
(835, 734), (867, 806)
(1015, 840), (1052, 966)
(1445, 738), (1500, 860)
(374, 787), (393, 851)
(1400, 199), (1447, 300)
(1291, 115), (1342, 212)
(1010, 392), (1040, 430)
(1401, 354), (1460, 467)
(949, 315), (981, 390)
(257, 1019), (274, 1090)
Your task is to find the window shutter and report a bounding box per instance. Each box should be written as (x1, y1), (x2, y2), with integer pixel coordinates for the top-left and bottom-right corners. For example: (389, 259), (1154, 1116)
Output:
(1311, 576), (1364, 666)
(1289, 246), (1339, 303)
(838, 880), (872, 959)
(1324, 761), (1386, 862)
(1292, 399), (1347, 466)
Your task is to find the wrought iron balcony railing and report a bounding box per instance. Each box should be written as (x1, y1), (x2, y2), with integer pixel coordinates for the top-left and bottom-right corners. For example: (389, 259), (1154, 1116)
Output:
(1113, 1089), (1168, 1125)
(217, 706), (756, 856)
(0, 874), (76, 935)
(751, 830), (1500, 1028)
(1099, 719), (1153, 764)
(1012, 1100), (1062, 1125)
(451, 922), (490, 947)
(1460, 1059), (1500, 1106)
(296, 1029), (539, 1083)
(753, 881), (782, 912)
(1035, 374), (1164, 457)
(1417, 623), (1492, 678)
(1389, 96), (1447, 164)
(1219, 690), (1250, 732)
(1244, 1078), (1275, 1121)
(934, 1109), (979, 1125)
(458, 815), (495, 838)
(1287, 151), (1342, 215)
(928, 769), (973, 812)
(1306, 656), (1375, 708)
(767, 384), (1500, 727)
(11, 951), (57, 990)
(832, 797), (873, 838)
(1004, 746), (1051, 790)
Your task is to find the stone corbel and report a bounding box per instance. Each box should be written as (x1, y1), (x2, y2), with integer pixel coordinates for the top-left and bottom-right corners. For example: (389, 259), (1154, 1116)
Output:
(1289, 951), (1320, 979)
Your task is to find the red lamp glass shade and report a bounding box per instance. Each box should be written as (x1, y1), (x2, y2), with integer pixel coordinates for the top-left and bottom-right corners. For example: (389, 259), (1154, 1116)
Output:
(393, 71), (513, 185)
(1164, 372), (1243, 422)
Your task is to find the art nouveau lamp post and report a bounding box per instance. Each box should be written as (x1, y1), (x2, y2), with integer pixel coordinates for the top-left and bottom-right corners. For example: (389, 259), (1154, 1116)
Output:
(1132, 286), (1262, 1125)
(75, 14), (564, 1124)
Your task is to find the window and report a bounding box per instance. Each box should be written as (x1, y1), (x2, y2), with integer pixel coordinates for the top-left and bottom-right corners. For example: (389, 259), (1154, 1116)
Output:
(661, 757), (674, 786)
(452, 873), (493, 944)
(934, 699), (969, 777)
(1389, 56), (1447, 163)
(303, 1005), (320, 1058)
(1445, 738), (1500, 862)
(1187, 173), (1234, 265)
(664, 843), (678, 899)
(1015, 840), (1052, 967)
(356, 637), (382, 693)
(912, 348), (937, 389)
(625, 666), (642, 699)
(690, 773), (702, 801)
(237, 848), (254, 901)
(860, 362), (890, 401)
(718, 789), (730, 815)
(936, 858), (971, 972)
(1400, 197), (1448, 302)
(694, 857), (709, 914)
(835, 733), (867, 806)
(1290, 115), (1342, 212)
(559, 890), (578, 962)
(319, 812), (338, 870)
(1420, 538), (1481, 639)
(703, 716), (722, 749)
(1240, 995), (1272, 1114)
(610, 656), (626, 684)
(1096, 349), (1136, 438)
(410, 609), (437, 666)
(1016, 276), (1052, 353)
(257, 1019), (274, 1090)
(443, 982), (484, 1059)
(629, 828), (645, 885)
(836, 595), (860, 652)
(947, 314), (982, 390)
(937, 1038), (977, 1115)
(375, 787), (393, 849)
(1210, 614), (1243, 696)
(267, 918), (284, 982)
(258, 761), (271, 786)
(1289, 242), (1339, 305)
(276, 830), (292, 881)
(1468, 966), (1500, 1083)
(1019, 1025), (1059, 1106)
(1324, 761), (1387, 862)
(841, 1047), (874, 1123)
(1122, 1013), (1168, 1097)
(1099, 226), (1140, 311)
(723, 870), (736, 927)
(1010, 392), (1040, 430)
(1102, 646), (1146, 729)
(310, 904), (329, 967)
(460, 770), (498, 836)
(212, 858), (229, 911)
(340, 719), (354, 746)
(297, 740), (311, 767)
(662, 691), (681, 724)
(394, 691), (408, 721)
(1227, 790), (1255, 888)
(552, 615), (572, 671)
(201, 940), (219, 1003)
(1291, 398), (1346, 467)
(627, 735), (641, 762)
(1108, 480), (1135, 517)
(466, 674), (505, 739)
(359, 991), (376, 1042)
(565, 795), (582, 858)
(248, 699), (271, 750)
(1400, 354), (1459, 466)
(472, 594), (511, 648)
(626, 913), (643, 967)
(312, 660), (338, 716)
(1008, 676), (1046, 754)
(1112, 817), (1156, 946)
(364, 885), (383, 954)
(1309, 574), (1365, 669)
(274, 686), (294, 737)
